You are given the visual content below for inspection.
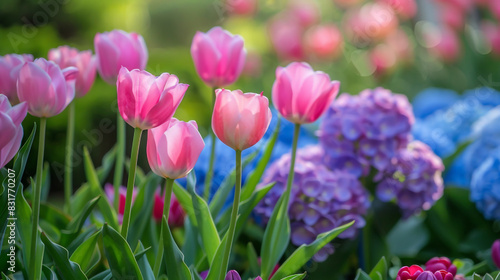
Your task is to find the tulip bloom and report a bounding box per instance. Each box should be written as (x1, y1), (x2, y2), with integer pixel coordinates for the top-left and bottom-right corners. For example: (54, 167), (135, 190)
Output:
(17, 58), (78, 118)
(104, 184), (138, 224)
(433, 270), (453, 280)
(272, 62), (340, 124)
(225, 270), (262, 280)
(212, 89), (272, 151)
(117, 67), (188, 130)
(304, 24), (343, 59)
(396, 265), (424, 280)
(425, 257), (457, 275)
(0, 54), (33, 104)
(0, 95), (28, 169)
(492, 240), (500, 269)
(48, 46), (97, 98)
(153, 189), (185, 226)
(147, 118), (205, 179)
(191, 26), (246, 87)
(94, 30), (148, 84)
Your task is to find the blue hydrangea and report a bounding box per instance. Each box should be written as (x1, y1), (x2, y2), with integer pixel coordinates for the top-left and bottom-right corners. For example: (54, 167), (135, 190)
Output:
(470, 148), (500, 220)
(411, 88), (460, 119)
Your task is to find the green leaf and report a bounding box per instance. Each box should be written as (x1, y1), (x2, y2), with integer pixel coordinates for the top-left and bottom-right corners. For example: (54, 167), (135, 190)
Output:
(205, 235), (228, 280)
(102, 224), (143, 280)
(241, 118), (280, 201)
(355, 269), (373, 280)
(173, 182), (197, 227)
(483, 274), (495, 280)
(270, 221), (355, 280)
(189, 183), (220, 265)
(247, 242), (260, 278)
(161, 216), (192, 280)
(387, 216), (429, 257)
(89, 270), (111, 280)
(369, 257), (387, 280)
(41, 232), (87, 280)
(70, 229), (101, 274)
(191, 266), (203, 280)
(60, 196), (100, 246)
(96, 145), (117, 184)
(83, 147), (118, 229)
(474, 273), (484, 280)
(135, 242), (155, 280)
(261, 192), (291, 280)
(40, 163), (50, 202)
(279, 273), (307, 280)
(42, 265), (58, 280)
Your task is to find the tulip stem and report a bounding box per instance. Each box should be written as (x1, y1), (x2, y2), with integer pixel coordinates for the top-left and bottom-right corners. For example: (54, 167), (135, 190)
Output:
(29, 117), (46, 280)
(153, 178), (174, 277)
(204, 87), (217, 201)
(64, 101), (75, 212)
(113, 112), (126, 211)
(121, 127), (142, 239)
(284, 124), (300, 206)
(219, 149), (242, 280)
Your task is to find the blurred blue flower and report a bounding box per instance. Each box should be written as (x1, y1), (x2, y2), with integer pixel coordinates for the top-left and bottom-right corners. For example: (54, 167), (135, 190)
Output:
(470, 148), (500, 220)
(411, 88), (460, 119)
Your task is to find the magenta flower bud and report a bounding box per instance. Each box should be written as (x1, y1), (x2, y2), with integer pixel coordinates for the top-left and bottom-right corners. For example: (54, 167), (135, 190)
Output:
(190, 26), (246, 87)
(212, 89), (272, 151)
(0, 95), (28, 169)
(104, 183), (137, 224)
(272, 62), (340, 124)
(94, 30), (148, 84)
(0, 54), (33, 104)
(434, 270), (454, 280)
(396, 265), (424, 280)
(416, 271), (437, 280)
(425, 257), (457, 276)
(48, 46), (97, 98)
(492, 239), (500, 269)
(225, 270), (242, 280)
(152, 189), (185, 226)
(116, 67), (188, 130)
(17, 58), (78, 118)
(147, 118), (204, 179)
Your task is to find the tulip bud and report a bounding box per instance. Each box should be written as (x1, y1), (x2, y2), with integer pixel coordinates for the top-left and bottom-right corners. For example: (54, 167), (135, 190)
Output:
(425, 257), (457, 276)
(272, 62), (340, 124)
(94, 30), (148, 84)
(492, 239), (500, 269)
(416, 271), (438, 280)
(153, 189), (185, 226)
(191, 27), (246, 87)
(117, 67), (188, 130)
(0, 54), (33, 104)
(225, 270), (242, 280)
(396, 265), (424, 280)
(0, 95), (28, 169)
(17, 58), (77, 118)
(212, 89), (272, 151)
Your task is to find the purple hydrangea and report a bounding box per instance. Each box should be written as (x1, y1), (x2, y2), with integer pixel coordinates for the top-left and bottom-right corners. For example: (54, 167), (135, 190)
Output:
(319, 87), (414, 178)
(375, 141), (444, 218)
(254, 145), (370, 262)
(470, 148), (500, 220)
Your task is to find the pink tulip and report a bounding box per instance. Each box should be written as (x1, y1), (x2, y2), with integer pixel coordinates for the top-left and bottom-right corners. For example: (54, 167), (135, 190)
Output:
(370, 44), (397, 75)
(377, 0), (417, 19)
(191, 27), (246, 87)
(481, 21), (500, 56)
(272, 62), (340, 124)
(116, 67), (188, 130)
(152, 188), (185, 226)
(344, 3), (398, 45)
(0, 95), (28, 169)
(268, 15), (305, 60)
(17, 58), (78, 118)
(426, 27), (460, 62)
(304, 24), (344, 59)
(48, 46), (97, 98)
(439, 3), (465, 30)
(147, 118), (204, 179)
(212, 89), (271, 151)
(0, 54), (33, 104)
(226, 0), (257, 16)
(491, 0), (500, 21)
(288, 0), (320, 27)
(94, 30), (148, 84)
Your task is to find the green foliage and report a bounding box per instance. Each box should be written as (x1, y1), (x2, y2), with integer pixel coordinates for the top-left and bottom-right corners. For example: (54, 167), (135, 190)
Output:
(102, 224), (143, 280)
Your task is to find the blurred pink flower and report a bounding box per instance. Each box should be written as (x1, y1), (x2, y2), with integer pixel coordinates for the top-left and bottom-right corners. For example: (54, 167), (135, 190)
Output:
(152, 189), (185, 226)
(482, 21), (500, 56)
(304, 24), (344, 59)
(0, 95), (27, 169)
(48, 46), (97, 98)
(0, 54), (33, 104)
(225, 0), (257, 16)
(17, 58), (78, 118)
(492, 240), (500, 269)
(94, 30), (148, 85)
(491, 0), (500, 20)
(242, 51), (262, 77)
(288, 0), (320, 27)
(377, 0), (417, 19)
(426, 27), (460, 62)
(104, 183), (137, 224)
(439, 3), (465, 30)
(268, 15), (305, 60)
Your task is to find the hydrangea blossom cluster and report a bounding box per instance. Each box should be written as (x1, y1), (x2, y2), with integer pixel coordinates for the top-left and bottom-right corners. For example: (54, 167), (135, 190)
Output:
(376, 141), (444, 218)
(254, 145), (370, 262)
(319, 87), (414, 178)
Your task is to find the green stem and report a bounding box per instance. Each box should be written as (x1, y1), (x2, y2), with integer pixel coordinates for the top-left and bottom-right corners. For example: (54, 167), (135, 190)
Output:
(204, 87), (216, 201)
(64, 101), (75, 211)
(120, 127), (142, 238)
(153, 178), (175, 277)
(218, 150), (242, 280)
(29, 117), (46, 279)
(113, 112), (126, 211)
(283, 124), (301, 206)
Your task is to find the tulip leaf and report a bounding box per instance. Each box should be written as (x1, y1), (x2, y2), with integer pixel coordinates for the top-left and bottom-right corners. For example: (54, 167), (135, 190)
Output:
(70, 229), (101, 274)
(161, 216), (192, 280)
(247, 242), (260, 278)
(102, 223), (143, 280)
(173, 182), (197, 227)
(41, 232), (87, 280)
(42, 265), (58, 280)
(97, 145), (117, 184)
(134, 242), (155, 280)
(279, 273), (307, 280)
(369, 257), (387, 280)
(60, 196), (100, 246)
(241, 117), (280, 201)
(270, 221), (355, 280)
(355, 269), (373, 280)
(89, 270), (112, 280)
(83, 147), (118, 229)
(205, 234), (228, 280)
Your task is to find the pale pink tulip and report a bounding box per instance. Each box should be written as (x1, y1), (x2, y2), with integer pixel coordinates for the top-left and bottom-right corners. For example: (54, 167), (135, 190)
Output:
(491, 0), (500, 20)
(48, 46), (97, 98)
(94, 30), (148, 84)
(152, 188), (185, 226)
(288, 0), (320, 27)
(0, 95), (27, 169)
(344, 3), (398, 45)
(481, 21), (500, 56)
(272, 62), (340, 124)
(191, 27), (246, 87)
(439, 3), (465, 30)
(304, 24), (344, 59)
(147, 118), (204, 179)
(426, 28), (460, 62)
(268, 15), (305, 60)
(117, 67), (187, 130)
(17, 58), (78, 118)
(212, 89), (271, 151)
(0, 54), (33, 104)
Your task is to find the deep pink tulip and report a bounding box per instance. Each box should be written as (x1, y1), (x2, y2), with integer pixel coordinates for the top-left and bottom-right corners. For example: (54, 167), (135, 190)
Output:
(0, 54), (33, 104)
(212, 89), (271, 151)
(268, 15), (305, 60)
(117, 67), (188, 130)
(17, 58), (78, 118)
(191, 27), (246, 87)
(425, 257), (457, 275)
(226, 0), (257, 16)
(94, 30), (148, 84)
(492, 239), (500, 269)
(433, 270), (453, 280)
(147, 118), (204, 179)
(152, 188), (185, 226)
(104, 183), (138, 224)
(396, 265), (424, 280)
(0, 95), (27, 169)
(48, 46), (97, 98)
(304, 24), (343, 59)
(272, 62), (340, 124)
